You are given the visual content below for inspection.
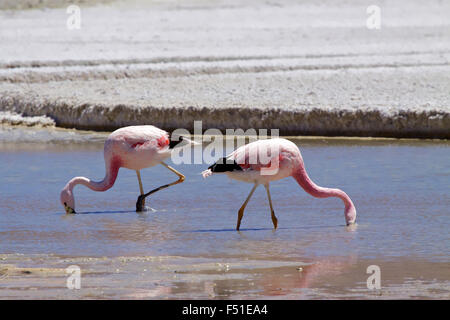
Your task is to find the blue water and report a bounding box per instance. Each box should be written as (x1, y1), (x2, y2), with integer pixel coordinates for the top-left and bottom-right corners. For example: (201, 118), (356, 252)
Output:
(0, 138), (449, 264)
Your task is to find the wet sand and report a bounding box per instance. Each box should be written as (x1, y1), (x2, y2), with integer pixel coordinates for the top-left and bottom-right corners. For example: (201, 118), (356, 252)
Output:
(1, 254), (449, 299)
(0, 126), (449, 299)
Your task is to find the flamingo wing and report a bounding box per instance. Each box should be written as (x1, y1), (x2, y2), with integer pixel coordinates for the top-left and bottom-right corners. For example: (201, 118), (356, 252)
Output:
(202, 139), (294, 179)
(112, 125), (170, 152)
(229, 140), (282, 172)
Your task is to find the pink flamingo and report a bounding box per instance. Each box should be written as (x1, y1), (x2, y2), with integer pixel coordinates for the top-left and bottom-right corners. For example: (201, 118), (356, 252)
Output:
(202, 138), (356, 230)
(60, 125), (194, 214)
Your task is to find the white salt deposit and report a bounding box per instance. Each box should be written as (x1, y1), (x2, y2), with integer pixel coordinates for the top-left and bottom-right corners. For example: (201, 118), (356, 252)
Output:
(0, 111), (55, 127)
(0, 0), (449, 138)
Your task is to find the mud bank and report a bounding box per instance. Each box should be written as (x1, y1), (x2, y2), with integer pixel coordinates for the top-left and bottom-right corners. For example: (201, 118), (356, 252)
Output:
(1, 254), (449, 299)
(1, 94), (448, 139)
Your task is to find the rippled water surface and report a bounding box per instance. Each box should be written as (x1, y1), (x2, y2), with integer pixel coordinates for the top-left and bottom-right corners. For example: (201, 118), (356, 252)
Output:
(0, 126), (449, 299)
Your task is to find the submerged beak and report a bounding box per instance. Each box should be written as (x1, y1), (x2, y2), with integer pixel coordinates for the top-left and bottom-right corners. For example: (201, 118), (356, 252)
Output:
(346, 222), (357, 230)
(64, 205), (76, 214)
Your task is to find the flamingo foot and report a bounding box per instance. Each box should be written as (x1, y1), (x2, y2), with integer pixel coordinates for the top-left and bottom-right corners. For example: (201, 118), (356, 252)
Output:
(236, 209), (244, 231)
(136, 195), (146, 212)
(136, 196), (156, 212)
(272, 216), (278, 229)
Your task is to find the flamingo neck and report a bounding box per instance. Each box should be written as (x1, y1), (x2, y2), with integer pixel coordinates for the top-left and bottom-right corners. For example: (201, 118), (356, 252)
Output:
(67, 160), (120, 193)
(292, 166), (356, 224)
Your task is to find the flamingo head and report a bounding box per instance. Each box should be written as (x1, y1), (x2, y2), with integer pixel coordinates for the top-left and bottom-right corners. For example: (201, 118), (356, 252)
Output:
(60, 188), (76, 214)
(345, 204), (356, 226)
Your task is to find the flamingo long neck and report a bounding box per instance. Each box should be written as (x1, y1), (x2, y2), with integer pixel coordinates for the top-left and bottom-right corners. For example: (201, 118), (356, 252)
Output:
(67, 160), (120, 193)
(292, 164), (356, 223)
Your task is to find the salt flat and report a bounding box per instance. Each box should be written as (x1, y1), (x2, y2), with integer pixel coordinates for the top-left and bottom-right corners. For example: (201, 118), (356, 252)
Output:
(0, 0), (449, 137)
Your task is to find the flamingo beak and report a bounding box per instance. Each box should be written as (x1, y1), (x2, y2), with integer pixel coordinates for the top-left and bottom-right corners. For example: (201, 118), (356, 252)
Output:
(64, 203), (76, 214)
(181, 136), (201, 146)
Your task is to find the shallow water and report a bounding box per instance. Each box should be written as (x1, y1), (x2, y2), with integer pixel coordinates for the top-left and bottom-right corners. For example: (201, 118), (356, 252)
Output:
(0, 126), (449, 299)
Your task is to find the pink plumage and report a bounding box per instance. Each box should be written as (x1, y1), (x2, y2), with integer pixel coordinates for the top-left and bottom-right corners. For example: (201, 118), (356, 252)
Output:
(60, 125), (187, 214)
(203, 138), (356, 229)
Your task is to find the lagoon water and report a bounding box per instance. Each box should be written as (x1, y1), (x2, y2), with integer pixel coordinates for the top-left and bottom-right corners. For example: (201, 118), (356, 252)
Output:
(0, 126), (449, 299)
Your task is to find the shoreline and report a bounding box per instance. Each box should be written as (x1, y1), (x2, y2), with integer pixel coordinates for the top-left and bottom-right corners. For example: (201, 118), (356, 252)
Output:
(2, 96), (448, 139)
(1, 122), (449, 144)
(1, 253), (449, 299)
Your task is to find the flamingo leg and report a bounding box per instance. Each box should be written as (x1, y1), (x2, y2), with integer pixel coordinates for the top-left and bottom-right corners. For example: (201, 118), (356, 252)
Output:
(236, 183), (258, 231)
(264, 184), (278, 229)
(136, 162), (185, 212)
(136, 170), (145, 208)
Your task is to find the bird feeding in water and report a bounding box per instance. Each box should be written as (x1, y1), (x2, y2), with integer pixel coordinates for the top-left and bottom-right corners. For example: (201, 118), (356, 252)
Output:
(60, 125), (196, 214)
(202, 138), (356, 230)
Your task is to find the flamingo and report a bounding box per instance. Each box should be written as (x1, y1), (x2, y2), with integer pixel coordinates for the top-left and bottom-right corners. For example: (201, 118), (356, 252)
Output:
(202, 138), (356, 230)
(60, 125), (195, 214)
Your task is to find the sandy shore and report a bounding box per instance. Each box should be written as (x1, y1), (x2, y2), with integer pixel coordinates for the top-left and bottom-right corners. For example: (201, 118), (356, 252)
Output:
(0, 0), (449, 138)
(1, 253), (449, 299)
